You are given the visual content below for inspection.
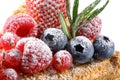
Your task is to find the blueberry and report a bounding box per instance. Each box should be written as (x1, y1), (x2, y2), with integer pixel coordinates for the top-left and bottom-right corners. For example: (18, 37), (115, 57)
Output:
(93, 35), (115, 60)
(67, 36), (94, 64)
(41, 28), (68, 53)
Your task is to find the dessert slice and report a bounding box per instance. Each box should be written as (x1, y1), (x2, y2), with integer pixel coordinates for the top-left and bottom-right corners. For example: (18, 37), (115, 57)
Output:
(20, 51), (120, 80)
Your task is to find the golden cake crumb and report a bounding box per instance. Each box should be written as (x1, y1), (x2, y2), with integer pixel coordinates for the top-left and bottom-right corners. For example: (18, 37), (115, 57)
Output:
(13, 2), (27, 15)
(20, 51), (120, 80)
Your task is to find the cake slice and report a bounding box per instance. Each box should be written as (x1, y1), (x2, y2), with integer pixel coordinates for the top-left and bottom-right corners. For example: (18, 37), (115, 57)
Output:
(20, 51), (120, 80)
(10, 1), (120, 80)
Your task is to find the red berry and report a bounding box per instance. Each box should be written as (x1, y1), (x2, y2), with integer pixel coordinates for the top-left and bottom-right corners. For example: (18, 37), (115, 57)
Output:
(20, 38), (52, 74)
(77, 16), (102, 40)
(15, 37), (37, 53)
(0, 68), (20, 80)
(26, 0), (67, 37)
(0, 32), (19, 50)
(2, 49), (22, 69)
(53, 50), (73, 71)
(3, 14), (38, 38)
(0, 50), (3, 63)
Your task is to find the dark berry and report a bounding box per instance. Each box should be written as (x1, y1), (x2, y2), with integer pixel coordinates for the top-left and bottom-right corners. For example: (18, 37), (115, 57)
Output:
(15, 37), (37, 53)
(20, 38), (52, 74)
(3, 14), (38, 38)
(2, 49), (22, 69)
(41, 28), (68, 53)
(77, 16), (102, 40)
(53, 50), (73, 71)
(0, 68), (20, 80)
(1, 32), (19, 50)
(67, 36), (94, 64)
(93, 35), (115, 60)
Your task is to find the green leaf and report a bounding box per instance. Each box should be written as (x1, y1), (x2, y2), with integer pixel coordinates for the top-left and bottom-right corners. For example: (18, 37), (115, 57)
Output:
(72, 0), (101, 37)
(58, 12), (71, 39)
(66, 0), (72, 25)
(78, 0), (109, 30)
(72, 0), (79, 23)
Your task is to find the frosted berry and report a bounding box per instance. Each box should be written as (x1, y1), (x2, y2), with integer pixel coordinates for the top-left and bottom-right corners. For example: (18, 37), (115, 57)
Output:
(67, 36), (94, 64)
(26, 0), (67, 37)
(2, 49), (22, 69)
(0, 32), (19, 50)
(0, 68), (20, 80)
(20, 38), (52, 74)
(53, 50), (72, 71)
(93, 35), (115, 60)
(3, 14), (38, 38)
(15, 37), (37, 53)
(77, 16), (102, 40)
(41, 28), (68, 53)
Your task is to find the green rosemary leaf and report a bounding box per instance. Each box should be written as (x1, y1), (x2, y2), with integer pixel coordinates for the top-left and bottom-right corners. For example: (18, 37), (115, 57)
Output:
(72, 0), (101, 37)
(66, 0), (72, 25)
(72, 0), (79, 23)
(58, 12), (71, 39)
(78, 0), (109, 30)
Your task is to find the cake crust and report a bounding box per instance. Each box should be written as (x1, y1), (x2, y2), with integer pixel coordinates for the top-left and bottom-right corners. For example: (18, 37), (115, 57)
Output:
(20, 51), (120, 80)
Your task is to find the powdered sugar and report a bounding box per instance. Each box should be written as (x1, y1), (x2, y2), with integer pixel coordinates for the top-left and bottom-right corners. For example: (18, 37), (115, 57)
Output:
(20, 38), (52, 73)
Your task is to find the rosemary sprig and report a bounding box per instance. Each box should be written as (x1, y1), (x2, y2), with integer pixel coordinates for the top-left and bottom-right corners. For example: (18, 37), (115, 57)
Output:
(72, 0), (101, 37)
(72, 0), (79, 23)
(66, 0), (72, 25)
(58, 12), (72, 39)
(78, 0), (109, 31)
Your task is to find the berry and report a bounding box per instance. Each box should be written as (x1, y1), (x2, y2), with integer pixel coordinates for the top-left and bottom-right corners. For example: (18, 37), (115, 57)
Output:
(3, 14), (38, 38)
(77, 16), (102, 40)
(0, 68), (20, 80)
(67, 36), (94, 64)
(53, 50), (72, 71)
(2, 49), (22, 69)
(41, 28), (68, 53)
(15, 37), (37, 53)
(26, 0), (67, 37)
(93, 35), (115, 60)
(0, 32), (19, 50)
(20, 38), (52, 74)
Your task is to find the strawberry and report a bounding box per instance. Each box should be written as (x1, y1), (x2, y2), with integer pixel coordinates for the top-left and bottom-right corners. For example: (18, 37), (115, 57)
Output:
(25, 0), (67, 37)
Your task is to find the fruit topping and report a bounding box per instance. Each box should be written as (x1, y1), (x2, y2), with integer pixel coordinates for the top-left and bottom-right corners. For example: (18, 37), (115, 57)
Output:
(15, 37), (37, 53)
(67, 36), (94, 64)
(41, 28), (68, 53)
(77, 16), (102, 40)
(2, 49), (22, 69)
(20, 38), (52, 74)
(93, 35), (115, 60)
(0, 32), (19, 50)
(0, 68), (20, 80)
(53, 50), (72, 71)
(3, 14), (38, 38)
(25, 0), (67, 37)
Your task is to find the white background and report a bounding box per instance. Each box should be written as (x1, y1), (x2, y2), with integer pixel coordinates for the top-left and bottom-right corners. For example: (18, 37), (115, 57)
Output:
(0, 0), (120, 51)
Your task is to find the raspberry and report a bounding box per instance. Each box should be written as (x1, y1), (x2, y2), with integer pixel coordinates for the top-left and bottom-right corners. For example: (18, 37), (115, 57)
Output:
(3, 14), (38, 38)
(2, 49), (22, 69)
(20, 38), (52, 74)
(0, 32), (19, 50)
(0, 68), (20, 80)
(15, 37), (37, 53)
(53, 50), (73, 71)
(77, 16), (102, 40)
